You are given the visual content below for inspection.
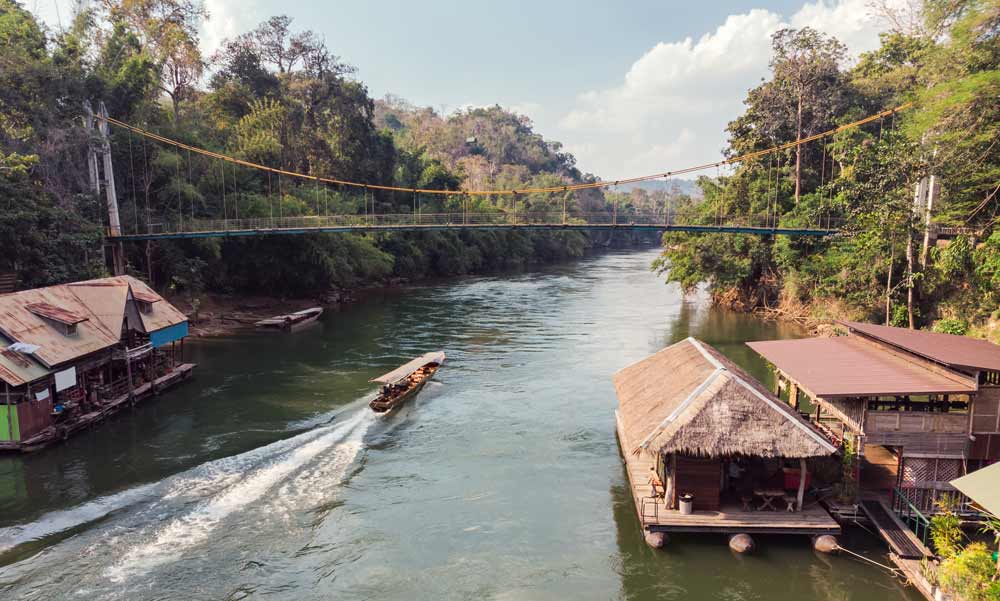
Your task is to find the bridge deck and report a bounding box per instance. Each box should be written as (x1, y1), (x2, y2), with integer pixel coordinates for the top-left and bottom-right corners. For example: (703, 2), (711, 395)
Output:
(107, 215), (838, 241)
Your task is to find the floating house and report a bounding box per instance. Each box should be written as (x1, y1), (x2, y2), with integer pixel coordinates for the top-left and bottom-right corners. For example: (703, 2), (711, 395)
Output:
(0, 275), (195, 451)
(748, 321), (1000, 515)
(614, 337), (841, 551)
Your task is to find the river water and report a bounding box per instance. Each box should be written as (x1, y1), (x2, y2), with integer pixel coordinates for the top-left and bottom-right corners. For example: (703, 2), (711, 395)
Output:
(0, 249), (920, 600)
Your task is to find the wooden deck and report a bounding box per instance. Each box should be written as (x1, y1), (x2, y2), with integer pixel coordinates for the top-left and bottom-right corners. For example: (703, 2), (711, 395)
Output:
(616, 411), (841, 535)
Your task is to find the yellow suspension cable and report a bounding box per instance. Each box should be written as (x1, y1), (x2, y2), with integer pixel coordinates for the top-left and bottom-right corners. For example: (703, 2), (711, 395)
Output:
(98, 102), (912, 197)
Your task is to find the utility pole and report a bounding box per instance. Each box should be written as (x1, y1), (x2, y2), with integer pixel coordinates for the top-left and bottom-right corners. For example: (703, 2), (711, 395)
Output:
(85, 101), (125, 275)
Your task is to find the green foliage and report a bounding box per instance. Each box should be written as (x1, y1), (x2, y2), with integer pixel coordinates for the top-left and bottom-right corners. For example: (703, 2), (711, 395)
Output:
(938, 542), (1000, 601)
(930, 507), (964, 559)
(0, 6), (599, 296)
(934, 318), (969, 335)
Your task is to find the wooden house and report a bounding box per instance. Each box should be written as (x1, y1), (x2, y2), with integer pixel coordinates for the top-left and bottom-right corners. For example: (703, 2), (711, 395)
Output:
(614, 337), (840, 549)
(0, 275), (195, 451)
(748, 321), (1000, 514)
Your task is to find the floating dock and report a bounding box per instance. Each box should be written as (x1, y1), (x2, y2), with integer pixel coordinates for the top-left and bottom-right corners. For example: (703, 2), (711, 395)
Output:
(616, 413), (841, 537)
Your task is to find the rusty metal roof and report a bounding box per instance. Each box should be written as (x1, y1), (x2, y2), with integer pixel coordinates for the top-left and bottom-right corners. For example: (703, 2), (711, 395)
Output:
(747, 337), (978, 397)
(124, 277), (187, 333)
(0, 338), (51, 387)
(0, 275), (187, 369)
(131, 290), (161, 304)
(25, 302), (89, 325)
(839, 321), (1000, 372)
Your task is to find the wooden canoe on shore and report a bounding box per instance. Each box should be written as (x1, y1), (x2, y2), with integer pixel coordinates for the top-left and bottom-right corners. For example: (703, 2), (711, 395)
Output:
(369, 351), (446, 413)
(254, 307), (323, 331)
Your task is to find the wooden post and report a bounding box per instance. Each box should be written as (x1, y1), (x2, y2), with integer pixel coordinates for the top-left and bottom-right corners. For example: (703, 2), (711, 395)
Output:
(125, 352), (135, 404)
(774, 373), (782, 395)
(5, 382), (13, 442)
(790, 382), (800, 410)
(797, 458), (807, 511)
(668, 453), (678, 510)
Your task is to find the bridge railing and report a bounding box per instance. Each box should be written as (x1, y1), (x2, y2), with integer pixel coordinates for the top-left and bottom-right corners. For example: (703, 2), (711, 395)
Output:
(135, 211), (843, 236)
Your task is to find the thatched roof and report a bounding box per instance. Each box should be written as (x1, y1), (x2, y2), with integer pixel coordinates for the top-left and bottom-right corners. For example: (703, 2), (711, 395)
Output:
(614, 338), (836, 459)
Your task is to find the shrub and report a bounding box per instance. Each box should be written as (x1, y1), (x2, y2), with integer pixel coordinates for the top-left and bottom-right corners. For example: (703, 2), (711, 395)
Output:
(933, 318), (969, 336)
(938, 542), (1000, 601)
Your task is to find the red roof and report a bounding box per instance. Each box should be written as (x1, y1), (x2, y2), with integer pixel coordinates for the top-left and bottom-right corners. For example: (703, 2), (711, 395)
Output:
(840, 321), (1000, 372)
(747, 337), (977, 397)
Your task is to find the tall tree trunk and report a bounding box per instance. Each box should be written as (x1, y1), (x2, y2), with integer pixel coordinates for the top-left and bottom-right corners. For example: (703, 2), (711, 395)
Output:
(885, 239), (894, 326)
(906, 231), (915, 329)
(794, 92), (803, 205)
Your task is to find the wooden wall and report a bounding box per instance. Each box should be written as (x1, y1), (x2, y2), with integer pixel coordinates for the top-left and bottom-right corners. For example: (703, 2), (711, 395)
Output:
(17, 395), (53, 439)
(675, 455), (721, 511)
(971, 387), (1000, 461)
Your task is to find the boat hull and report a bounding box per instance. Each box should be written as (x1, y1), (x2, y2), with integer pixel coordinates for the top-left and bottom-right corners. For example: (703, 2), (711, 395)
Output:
(369, 364), (440, 413)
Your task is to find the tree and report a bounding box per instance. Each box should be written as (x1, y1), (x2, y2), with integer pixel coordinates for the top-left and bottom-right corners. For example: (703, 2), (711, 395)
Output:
(768, 28), (848, 204)
(101, 0), (206, 124)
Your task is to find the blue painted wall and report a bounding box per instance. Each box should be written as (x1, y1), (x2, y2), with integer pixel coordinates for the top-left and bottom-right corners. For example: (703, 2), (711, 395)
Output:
(150, 321), (189, 348)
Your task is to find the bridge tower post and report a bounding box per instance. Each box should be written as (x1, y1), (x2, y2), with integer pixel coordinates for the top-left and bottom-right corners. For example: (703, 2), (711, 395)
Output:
(85, 101), (125, 276)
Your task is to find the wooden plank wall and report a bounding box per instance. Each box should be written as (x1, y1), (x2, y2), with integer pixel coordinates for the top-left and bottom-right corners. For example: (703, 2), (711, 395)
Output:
(971, 387), (1000, 461)
(676, 456), (721, 511)
(17, 395), (53, 439)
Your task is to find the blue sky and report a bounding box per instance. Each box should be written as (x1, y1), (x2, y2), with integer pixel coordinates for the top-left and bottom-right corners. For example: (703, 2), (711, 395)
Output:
(30, 0), (895, 179)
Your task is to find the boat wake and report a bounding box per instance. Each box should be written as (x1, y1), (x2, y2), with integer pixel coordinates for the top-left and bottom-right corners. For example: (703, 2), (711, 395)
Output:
(0, 407), (373, 585)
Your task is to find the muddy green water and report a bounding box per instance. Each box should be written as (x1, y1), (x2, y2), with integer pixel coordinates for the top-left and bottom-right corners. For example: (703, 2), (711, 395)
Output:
(0, 249), (920, 600)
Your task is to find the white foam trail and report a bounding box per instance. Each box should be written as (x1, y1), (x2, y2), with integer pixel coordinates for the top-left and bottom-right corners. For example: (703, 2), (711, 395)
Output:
(1, 417), (346, 555)
(106, 409), (371, 582)
(0, 483), (159, 553)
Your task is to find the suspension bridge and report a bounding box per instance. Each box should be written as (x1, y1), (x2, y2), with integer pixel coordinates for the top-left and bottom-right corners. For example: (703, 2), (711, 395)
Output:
(86, 102), (910, 260)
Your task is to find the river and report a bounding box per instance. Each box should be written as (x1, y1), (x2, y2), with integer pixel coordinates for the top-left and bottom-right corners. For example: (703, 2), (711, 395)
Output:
(0, 249), (920, 600)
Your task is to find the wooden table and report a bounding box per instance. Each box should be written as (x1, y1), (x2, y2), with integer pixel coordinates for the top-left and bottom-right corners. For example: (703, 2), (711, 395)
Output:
(754, 489), (786, 511)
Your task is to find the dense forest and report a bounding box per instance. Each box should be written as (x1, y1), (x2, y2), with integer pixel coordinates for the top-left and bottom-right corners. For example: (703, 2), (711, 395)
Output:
(656, 0), (1000, 339)
(2, 0), (672, 299)
(2, 0), (998, 338)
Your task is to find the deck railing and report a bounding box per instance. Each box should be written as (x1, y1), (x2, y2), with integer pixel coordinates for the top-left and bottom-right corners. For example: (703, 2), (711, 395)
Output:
(892, 486), (932, 546)
(114, 211), (845, 239)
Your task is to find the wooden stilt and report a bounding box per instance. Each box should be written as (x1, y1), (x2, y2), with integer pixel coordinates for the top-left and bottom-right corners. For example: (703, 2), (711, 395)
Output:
(797, 458), (807, 511)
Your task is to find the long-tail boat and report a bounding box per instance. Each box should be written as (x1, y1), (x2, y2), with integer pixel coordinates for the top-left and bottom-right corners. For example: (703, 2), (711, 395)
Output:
(254, 307), (323, 331)
(369, 351), (446, 413)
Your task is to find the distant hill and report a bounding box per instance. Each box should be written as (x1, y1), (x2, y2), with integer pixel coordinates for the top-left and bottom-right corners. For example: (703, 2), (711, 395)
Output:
(611, 178), (701, 198)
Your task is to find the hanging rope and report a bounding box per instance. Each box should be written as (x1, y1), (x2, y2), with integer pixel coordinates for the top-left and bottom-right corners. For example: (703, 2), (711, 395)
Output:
(127, 129), (139, 234)
(834, 544), (903, 576)
(96, 103), (913, 197)
(232, 159), (239, 222)
(187, 149), (194, 221)
(141, 135), (151, 234)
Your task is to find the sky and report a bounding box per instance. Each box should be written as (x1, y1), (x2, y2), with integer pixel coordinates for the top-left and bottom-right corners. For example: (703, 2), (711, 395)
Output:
(29, 0), (898, 181)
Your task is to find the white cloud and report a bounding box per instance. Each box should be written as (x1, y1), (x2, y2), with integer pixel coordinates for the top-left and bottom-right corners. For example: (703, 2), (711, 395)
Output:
(200, 0), (257, 57)
(557, 0), (891, 179)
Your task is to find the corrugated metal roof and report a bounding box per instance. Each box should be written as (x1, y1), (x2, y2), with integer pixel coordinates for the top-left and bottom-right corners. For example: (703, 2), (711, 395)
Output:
(747, 337), (977, 397)
(0, 275), (187, 369)
(124, 277), (188, 333)
(0, 337), (51, 387)
(839, 321), (1000, 372)
(951, 462), (1000, 516)
(371, 351), (446, 383)
(25, 302), (89, 325)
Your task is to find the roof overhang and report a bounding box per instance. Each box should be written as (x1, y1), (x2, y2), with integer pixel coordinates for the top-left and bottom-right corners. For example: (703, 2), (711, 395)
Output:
(747, 337), (977, 398)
